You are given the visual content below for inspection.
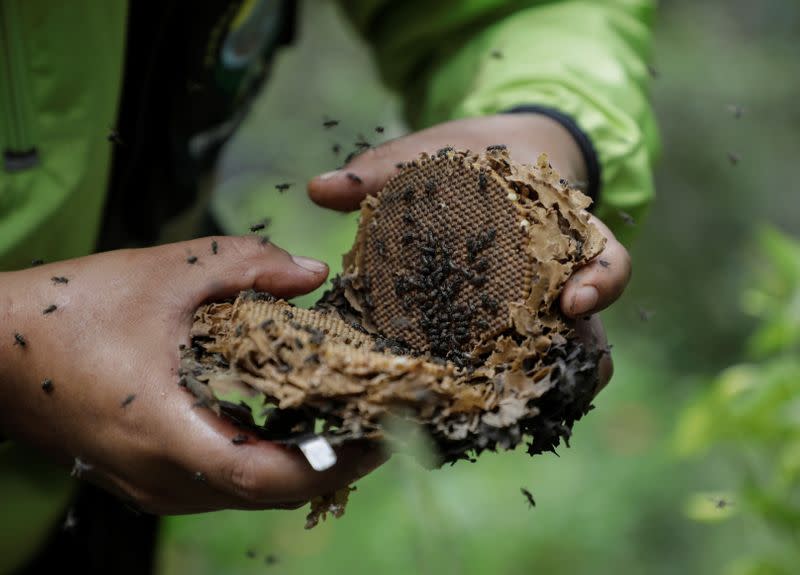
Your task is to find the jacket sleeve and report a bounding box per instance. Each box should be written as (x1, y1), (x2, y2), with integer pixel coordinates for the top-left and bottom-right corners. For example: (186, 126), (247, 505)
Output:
(336, 0), (659, 243)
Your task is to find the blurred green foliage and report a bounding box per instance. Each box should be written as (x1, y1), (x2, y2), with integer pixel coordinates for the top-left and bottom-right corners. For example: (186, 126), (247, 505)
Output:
(676, 227), (800, 575)
(158, 1), (800, 574)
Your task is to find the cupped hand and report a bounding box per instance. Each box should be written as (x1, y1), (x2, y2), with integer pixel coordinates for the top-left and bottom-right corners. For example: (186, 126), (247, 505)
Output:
(307, 114), (631, 392)
(0, 237), (385, 514)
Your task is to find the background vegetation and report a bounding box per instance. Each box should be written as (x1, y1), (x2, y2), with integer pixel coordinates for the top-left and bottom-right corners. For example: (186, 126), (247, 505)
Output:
(159, 1), (800, 573)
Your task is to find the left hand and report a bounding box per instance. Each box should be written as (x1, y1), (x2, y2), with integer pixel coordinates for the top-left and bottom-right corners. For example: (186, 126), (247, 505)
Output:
(307, 114), (631, 393)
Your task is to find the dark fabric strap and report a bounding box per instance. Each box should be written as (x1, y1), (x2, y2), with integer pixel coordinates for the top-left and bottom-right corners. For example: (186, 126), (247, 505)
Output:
(503, 105), (601, 208)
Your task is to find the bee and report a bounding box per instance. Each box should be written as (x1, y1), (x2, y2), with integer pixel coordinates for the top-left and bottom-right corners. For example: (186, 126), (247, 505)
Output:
(231, 434), (248, 445)
(402, 210), (415, 225)
(71, 457), (93, 478)
(486, 144), (507, 152)
(395, 162), (405, 169)
(211, 240), (219, 254)
(346, 172), (363, 184)
(332, 143), (341, 155)
(13, 332), (26, 347)
(637, 306), (655, 322)
(727, 104), (744, 119)
(265, 554), (278, 565)
(436, 146), (454, 158)
(354, 134), (371, 150)
(646, 64), (658, 79)
(400, 185), (415, 201)
(249, 220), (269, 232)
(425, 179), (436, 193)
(193, 471), (207, 483)
(490, 49), (503, 59)
(41, 378), (54, 393)
(727, 152), (740, 166)
(51, 276), (69, 284)
(275, 183), (292, 193)
(478, 169), (488, 193)
(246, 549), (257, 559)
(322, 118), (339, 129)
(107, 127), (124, 146)
(374, 126), (385, 134)
(374, 238), (386, 258)
(121, 393), (137, 408)
(63, 508), (78, 532)
(259, 235), (270, 245)
(597, 259), (611, 268)
(617, 210), (636, 226)
(520, 487), (536, 509)
(709, 496), (734, 510)
(42, 304), (58, 315)
(187, 255), (198, 264)
(30, 259), (44, 267)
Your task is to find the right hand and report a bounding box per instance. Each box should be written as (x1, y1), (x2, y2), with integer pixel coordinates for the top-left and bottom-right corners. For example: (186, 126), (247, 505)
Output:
(0, 237), (385, 514)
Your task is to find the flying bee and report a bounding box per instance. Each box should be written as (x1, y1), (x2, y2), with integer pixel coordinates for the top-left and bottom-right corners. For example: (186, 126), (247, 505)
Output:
(31, 259), (44, 267)
(727, 152), (740, 166)
(43, 304), (58, 315)
(374, 126), (385, 133)
(249, 219), (270, 232)
(490, 49), (503, 59)
(520, 487), (536, 509)
(332, 143), (341, 155)
(322, 118), (339, 129)
(107, 127), (124, 146)
(727, 104), (744, 119)
(275, 182), (292, 193)
(71, 457), (93, 478)
(354, 134), (371, 150)
(637, 306), (655, 322)
(617, 210), (636, 226)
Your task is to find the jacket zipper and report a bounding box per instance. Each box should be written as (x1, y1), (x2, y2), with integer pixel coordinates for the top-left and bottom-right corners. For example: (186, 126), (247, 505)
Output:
(0, 0), (39, 172)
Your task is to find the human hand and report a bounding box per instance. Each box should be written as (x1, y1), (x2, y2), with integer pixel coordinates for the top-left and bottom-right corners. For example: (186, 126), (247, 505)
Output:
(307, 114), (630, 391)
(0, 237), (385, 514)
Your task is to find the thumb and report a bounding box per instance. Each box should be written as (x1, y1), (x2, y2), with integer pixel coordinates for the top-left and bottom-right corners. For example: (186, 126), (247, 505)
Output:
(154, 235), (329, 306)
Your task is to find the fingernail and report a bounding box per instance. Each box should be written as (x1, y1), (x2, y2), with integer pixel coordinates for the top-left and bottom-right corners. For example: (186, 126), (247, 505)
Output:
(318, 170), (340, 181)
(571, 285), (599, 315)
(291, 255), (327, 273)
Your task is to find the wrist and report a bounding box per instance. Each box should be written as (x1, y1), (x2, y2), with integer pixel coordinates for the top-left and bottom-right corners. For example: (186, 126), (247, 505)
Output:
(502, 106), (600, 204)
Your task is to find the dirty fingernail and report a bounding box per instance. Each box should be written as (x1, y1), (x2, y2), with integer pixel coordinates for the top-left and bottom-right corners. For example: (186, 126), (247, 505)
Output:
(317, 170), (340, 181)
(291, 255), (328, 273)
(571, 285), (599, 314)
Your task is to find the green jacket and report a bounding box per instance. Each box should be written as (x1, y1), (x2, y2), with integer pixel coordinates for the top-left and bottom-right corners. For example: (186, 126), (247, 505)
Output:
(0, 0), (657, 570)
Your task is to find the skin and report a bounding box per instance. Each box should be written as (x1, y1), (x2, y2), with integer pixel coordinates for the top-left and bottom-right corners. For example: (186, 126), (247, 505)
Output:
(309, 113), (632, 390)
(0, 237), (385, 514)
(0, 114), (630, 515)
